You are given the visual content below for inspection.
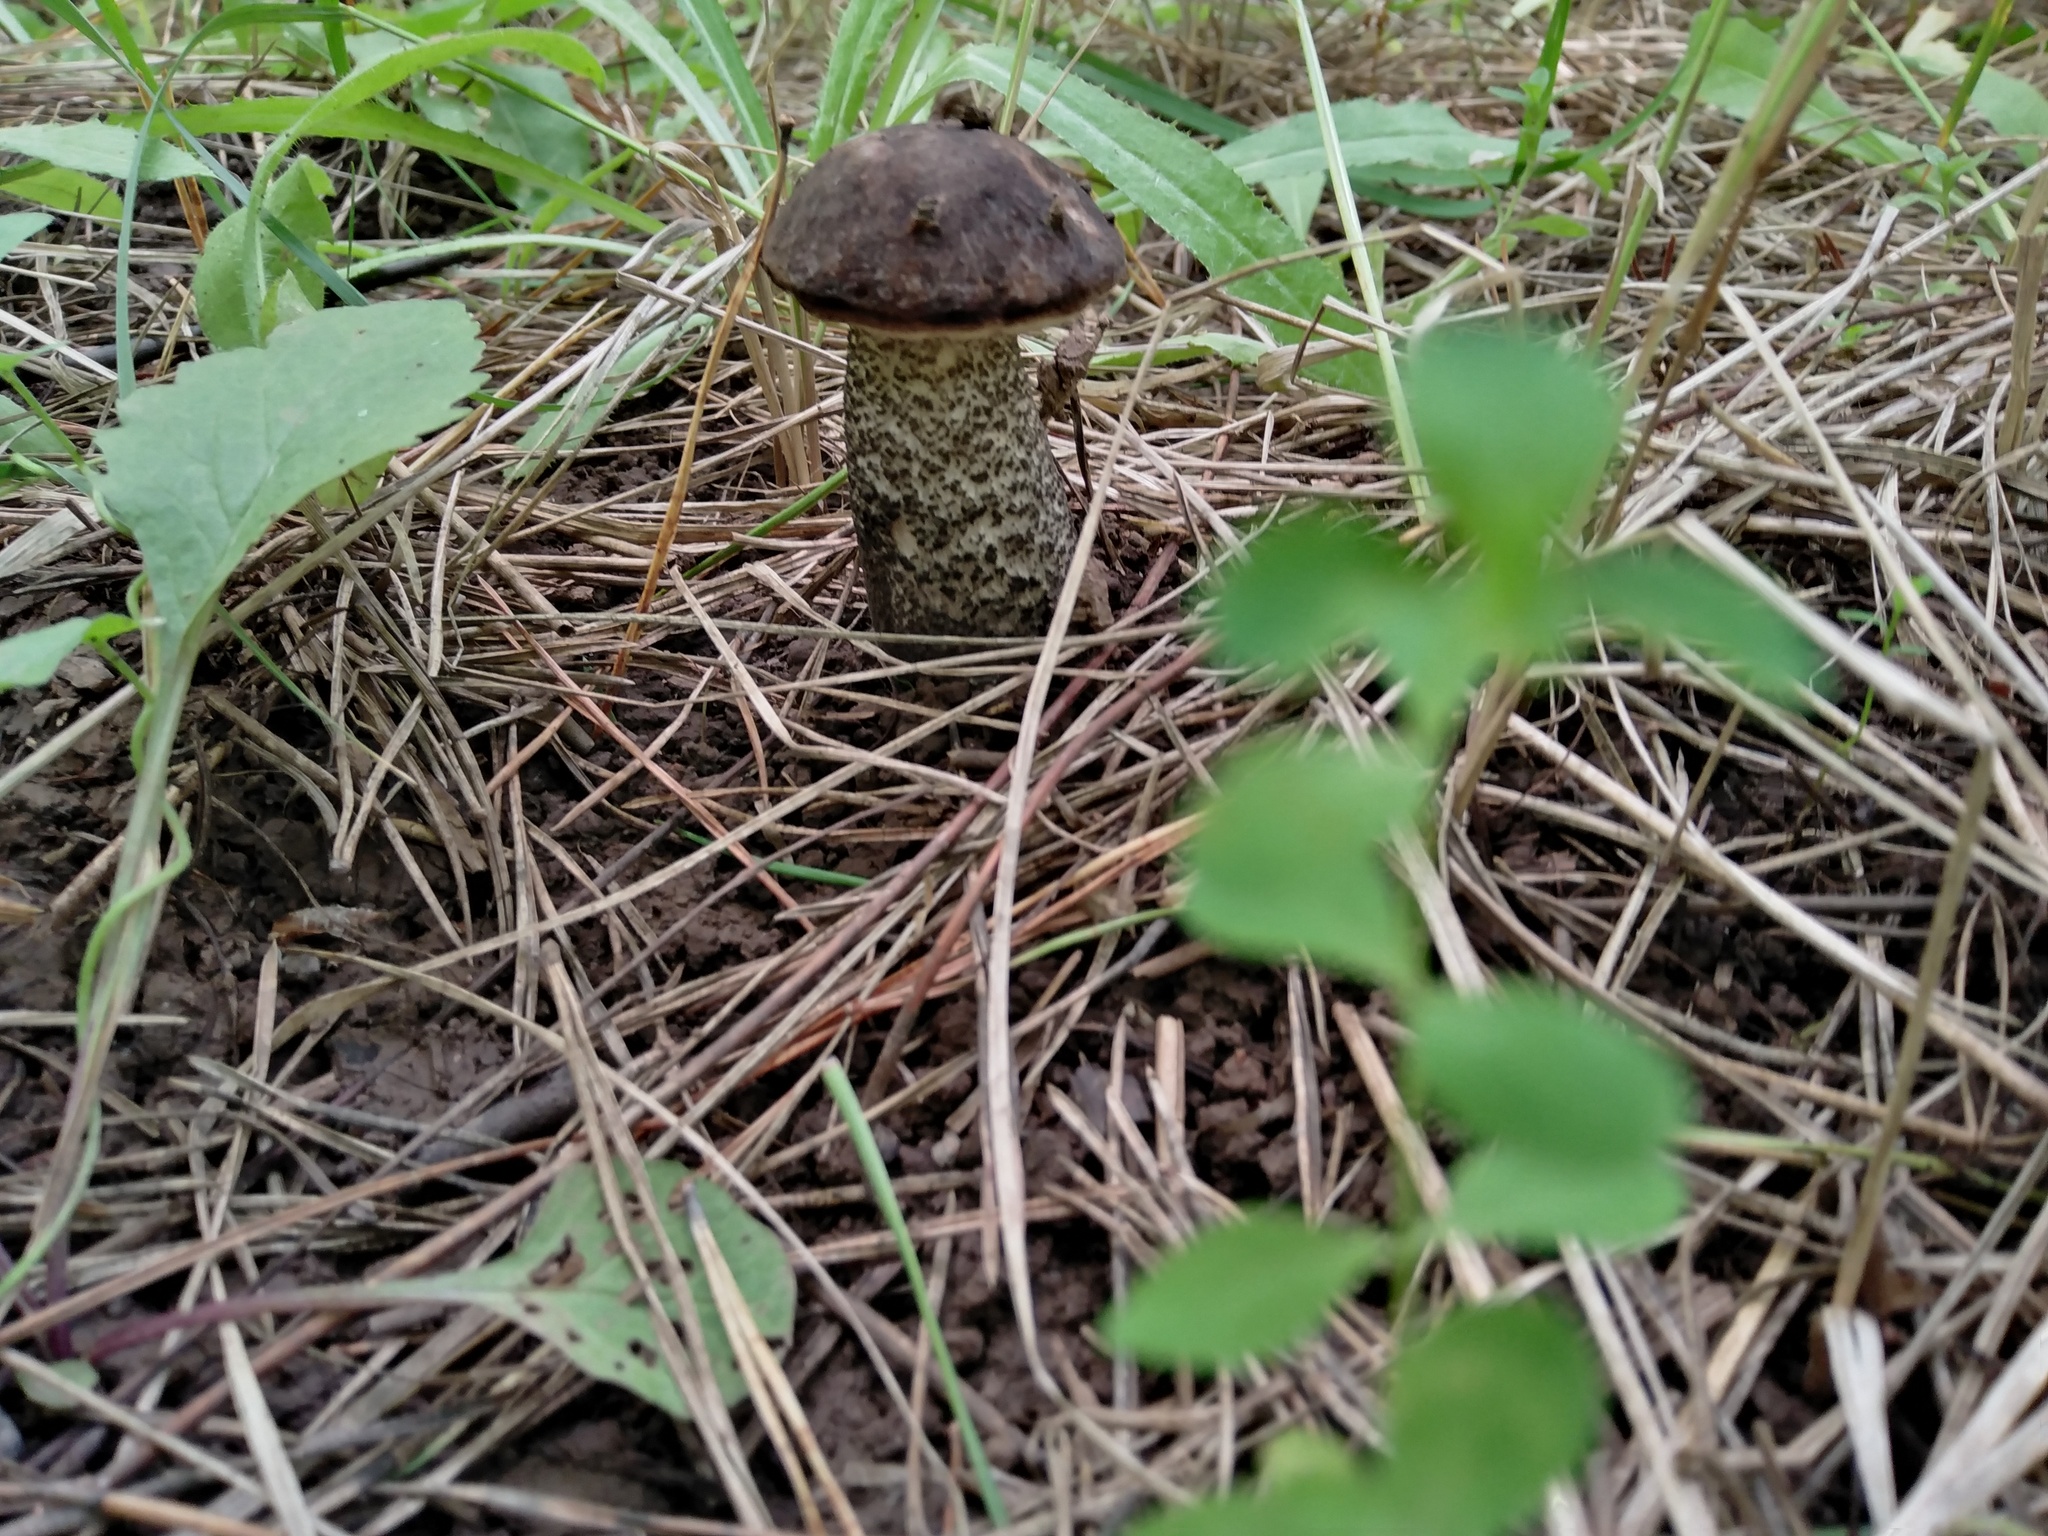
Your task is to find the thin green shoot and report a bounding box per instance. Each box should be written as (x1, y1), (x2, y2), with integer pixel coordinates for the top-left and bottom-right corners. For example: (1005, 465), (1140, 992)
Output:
(1285, 0), (1424, 500)
(820, 1061), (1007, 1525)
(1940, 0), (2017, 148)
(1835, 573), (1932, 751)
(681, 467), (849, 583)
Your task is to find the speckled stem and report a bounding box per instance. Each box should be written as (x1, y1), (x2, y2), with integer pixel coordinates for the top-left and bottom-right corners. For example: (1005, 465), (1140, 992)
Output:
(843, 327), (1075, 645)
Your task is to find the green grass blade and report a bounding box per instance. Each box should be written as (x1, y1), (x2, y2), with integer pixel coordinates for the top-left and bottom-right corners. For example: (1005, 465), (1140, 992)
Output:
(821, 1061), (1007, 1524)
(576, 0), (770, 198)
(812, 0), (909, 153)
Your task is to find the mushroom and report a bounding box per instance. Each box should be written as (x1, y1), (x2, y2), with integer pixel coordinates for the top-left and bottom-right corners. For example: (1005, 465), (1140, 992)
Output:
(762, 119), (1124, 647)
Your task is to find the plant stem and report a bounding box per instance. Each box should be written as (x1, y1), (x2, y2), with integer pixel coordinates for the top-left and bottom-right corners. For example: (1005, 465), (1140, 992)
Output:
(1830, 743), (1992, 1311)
(820, 1060), (1007, 1524)
(0, 628), (197, 1317)
(1939, 0), (2016, 149)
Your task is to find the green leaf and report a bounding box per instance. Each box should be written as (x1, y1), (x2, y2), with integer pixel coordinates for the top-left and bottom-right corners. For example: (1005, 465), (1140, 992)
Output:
(1101, 1207), (1388, 1369)
(1369, 1302), (1603, 1536)
(16, 1357), (99, 1410)
(1447, 1143), (1687, 1248)
(115, 99), (661, 234)
(1210, 512), (1436, 676)
(576, 0), (770, 198)
(1407, 325), (1620, 570)
(1516, 212), (1591, 238)
(1216, 98), (1518, 218)
(192, 156), (336, 351)
(0, 209), (50, 260)
(1180, 736), (1429, 989)
(1406, 986), (1692, 1164)
(1692, 13), (1914, 166)
(0, 165), (119, 218)
(0, 120), (208, 181)
(945, 48), (1378, 397)
(1575, 545), (1821, 701)
(0, 615), (134, 691)
(94, 300), (484, 643)
(372, 1164), (794, 1413)
(1128, 1473), (1377, 1536)
(481, 64), (595, 214)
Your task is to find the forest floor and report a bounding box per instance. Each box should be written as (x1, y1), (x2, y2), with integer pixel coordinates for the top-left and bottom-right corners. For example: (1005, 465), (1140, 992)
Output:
(7, 1), (2048, 1532)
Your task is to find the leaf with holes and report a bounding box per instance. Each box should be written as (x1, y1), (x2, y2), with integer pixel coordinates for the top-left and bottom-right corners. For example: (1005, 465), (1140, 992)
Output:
(367, 1162), (794, 1414)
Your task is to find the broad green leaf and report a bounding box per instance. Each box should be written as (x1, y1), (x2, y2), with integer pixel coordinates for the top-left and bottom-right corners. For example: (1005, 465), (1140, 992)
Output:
(371, 1163), (794, 1412)
(1369, 1302), (1603, 1536)
(1575, 546), (1822, 701)
(1180, 737), (1429, 989)
(1216, 98), (1518, 217)
(945, 48), (1379, 397)
(576, 0), (770, 198)
(95, 300), (483, 642)
(0, 209), (50, 260)
(0, 165), (119, 217)
(811, 0), (906, 154)
(192, 156), (336, 351)
(1407, 325), (1620, 570)
(0, 615), (134, 691)
(0, 120), (207, 182)
(1258, 1429), (1358, 1494)
(1101, 1207), (1387, 1368)
(284, 27), (603, 147)
(1447, 1143), (1686, 1248)
(1210, 512), (1437, 676)
(1406, 985), (1692, 1164)
(481, 64), (594, 214)
(115, 99), (661, 233)
(1693, 13), (1914, 166)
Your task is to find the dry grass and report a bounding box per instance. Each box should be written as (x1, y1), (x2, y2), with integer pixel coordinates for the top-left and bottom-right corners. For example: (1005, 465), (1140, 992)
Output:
(6, 2), (2048, 1533)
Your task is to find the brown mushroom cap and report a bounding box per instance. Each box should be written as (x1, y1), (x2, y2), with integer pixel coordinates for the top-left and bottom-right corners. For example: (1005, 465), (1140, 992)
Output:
(762, 120), (1125, 333)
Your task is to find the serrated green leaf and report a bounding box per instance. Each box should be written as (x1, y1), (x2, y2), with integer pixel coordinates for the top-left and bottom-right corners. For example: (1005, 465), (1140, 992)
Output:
(1210, 513), (1434, 676)
(95, 300), (483, 643)
(0, 210), (50, 260)
(0, 120), (207, 181)
(0, 614), (134, 691)
(0, 165), (119, 218)
(1208, 512), (1504, 747)
(1406, 985), (1692, 1164)
(1180, 737), (1430, 988)
(1407, 325), (1620, 570)
(372, 1163), (793, 1413)
(1447, 1143), (1687, 1248)
(192, 156), (335, 351)
(1369, 1302), (1603, 1536)
(1102, 1207), (1388, 1369)
(1575, 545), (1822, 701)
(945, 48), (1379, 397)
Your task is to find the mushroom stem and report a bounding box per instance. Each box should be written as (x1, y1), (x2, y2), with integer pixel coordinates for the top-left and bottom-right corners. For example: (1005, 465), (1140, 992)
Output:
(843, 327), (1075, 645)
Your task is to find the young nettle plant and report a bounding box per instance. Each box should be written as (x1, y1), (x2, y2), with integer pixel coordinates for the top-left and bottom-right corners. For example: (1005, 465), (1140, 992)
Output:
(1104, 327), (1822, 1536)
(0, 299), (485, 1314)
